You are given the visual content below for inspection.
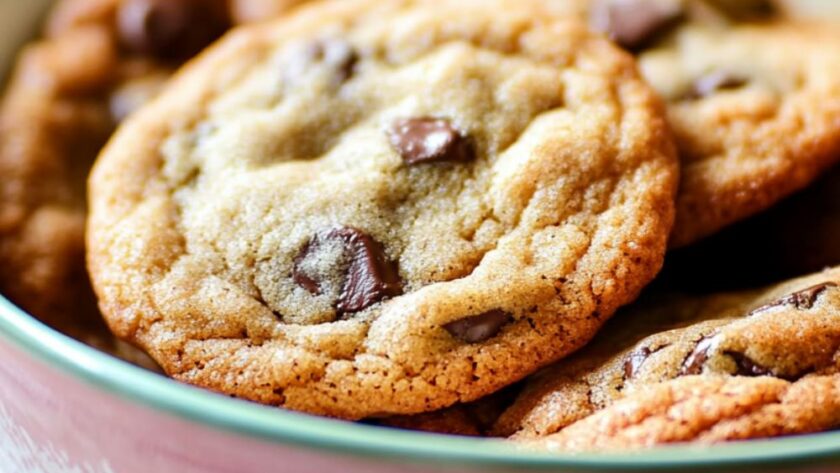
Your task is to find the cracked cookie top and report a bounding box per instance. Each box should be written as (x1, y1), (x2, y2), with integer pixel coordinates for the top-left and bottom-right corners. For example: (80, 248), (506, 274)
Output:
(494, 267), (840, 441)
(88, 0), (677, 419)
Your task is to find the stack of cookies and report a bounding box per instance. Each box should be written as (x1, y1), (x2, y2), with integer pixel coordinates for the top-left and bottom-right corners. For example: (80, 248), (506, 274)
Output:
(1, 0), (839, 452)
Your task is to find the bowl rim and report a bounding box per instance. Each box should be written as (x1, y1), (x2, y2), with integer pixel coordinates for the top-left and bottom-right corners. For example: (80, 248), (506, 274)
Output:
(2, 296), (839, 470)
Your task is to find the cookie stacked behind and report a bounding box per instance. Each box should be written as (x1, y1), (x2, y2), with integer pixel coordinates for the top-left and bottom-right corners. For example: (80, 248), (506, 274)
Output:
(483, 0), (840, 247)
(641, 21), (840, 246)
(0, 0), (229, 330)
(0, 0), (299, 358)
(86, 0), (678, 419)
(594, 0), (840, 246)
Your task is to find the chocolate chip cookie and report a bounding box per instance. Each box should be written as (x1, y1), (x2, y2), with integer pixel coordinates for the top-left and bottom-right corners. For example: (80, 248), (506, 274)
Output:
(585, 1), (840, 246)
(495, 267), (840, 448)
(525, 374), (840, 451)
(87, 0), (678, 419)
(0, 0), (275, 333)
(644, 21), (840, 246)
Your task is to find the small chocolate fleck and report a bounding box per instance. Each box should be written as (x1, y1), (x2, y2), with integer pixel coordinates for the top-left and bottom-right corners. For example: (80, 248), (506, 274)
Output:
(322, 40), (359, 83)
(284, 39), (359, 86)
(749, 282), (838, 315)
(117, 0), (230, 60)
(292, 227), (402, 316)
(725, 351), (773, 377)
(388, 118), (475, 165)
(688, 71), (747, 99)
(623, 346), (652, 379)
(591, 0), (684, 51)
(443, 310), (513, 343)
(679, 336), (714, 376)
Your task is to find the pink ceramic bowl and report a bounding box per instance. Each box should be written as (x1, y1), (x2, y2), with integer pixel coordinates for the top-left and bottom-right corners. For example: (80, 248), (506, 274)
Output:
(1, 2), (839, 472)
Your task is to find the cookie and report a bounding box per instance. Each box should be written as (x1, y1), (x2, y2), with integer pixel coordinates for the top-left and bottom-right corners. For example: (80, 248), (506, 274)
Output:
(494, 267), (840, 448)
(87, 0), (678, 419)
(582, 1), (840, 246)
(643, 21), (840, 246)
(525, 375), (840, 451)
(0, 0), (276, 331)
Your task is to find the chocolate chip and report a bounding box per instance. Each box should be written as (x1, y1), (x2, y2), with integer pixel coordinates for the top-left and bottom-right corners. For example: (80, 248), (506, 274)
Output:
(320, 40), (359, 83)
(591, 0), (684, 51)
(688, 71), (747, 99)
(725, 351), (773, 377)
(443, 310), (513, 343)
(623, 346), (652, 379)
(117, 0), (230, 60)
(388, 118), (475, 165)
(679, 336), (714, 376)
(749, 282), (838, 315)
(336, 229), (402, 314)
(293, 227), (402, 316)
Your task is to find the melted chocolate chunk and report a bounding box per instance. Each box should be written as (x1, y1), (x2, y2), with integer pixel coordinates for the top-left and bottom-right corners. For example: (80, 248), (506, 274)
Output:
(443, 310), (513, 343)
(623, 346), (652, 379)
(336, 228), (402, 314)
(725, 351), (773, 377)
(388, 118), (475, 165)
(117, 0), (229, 60)
(591, 0), (684, 51)
(679, 336), (714, 376)
(749, 282), (838, 315)
(688, 71), (747, 99)
(293, 227), (402, 316)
